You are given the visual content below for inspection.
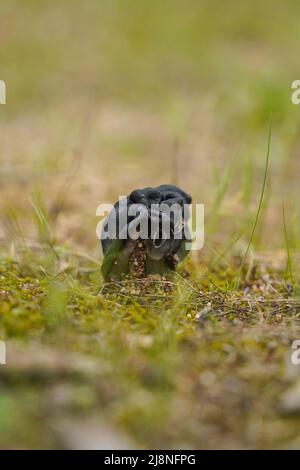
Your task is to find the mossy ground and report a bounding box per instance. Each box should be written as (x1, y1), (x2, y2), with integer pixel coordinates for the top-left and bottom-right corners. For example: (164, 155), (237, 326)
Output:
(1, 245), (300, 448)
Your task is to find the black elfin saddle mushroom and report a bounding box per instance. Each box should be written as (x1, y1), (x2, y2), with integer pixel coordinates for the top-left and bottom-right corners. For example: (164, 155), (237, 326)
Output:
(101, 185), (192, 280)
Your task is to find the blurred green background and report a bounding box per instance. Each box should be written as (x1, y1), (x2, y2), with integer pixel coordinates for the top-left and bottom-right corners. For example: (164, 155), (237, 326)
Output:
(1, 0), (300, 252)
